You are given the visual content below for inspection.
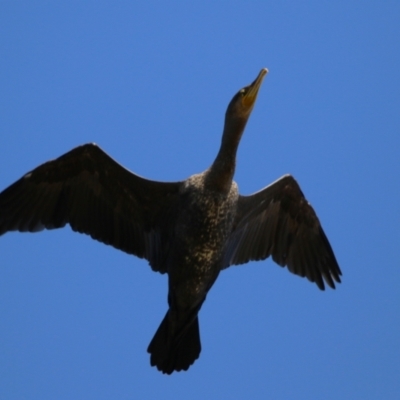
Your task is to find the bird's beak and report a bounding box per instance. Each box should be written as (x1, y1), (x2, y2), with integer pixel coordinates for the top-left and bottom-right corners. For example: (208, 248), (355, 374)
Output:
(242, 68), (268, 108)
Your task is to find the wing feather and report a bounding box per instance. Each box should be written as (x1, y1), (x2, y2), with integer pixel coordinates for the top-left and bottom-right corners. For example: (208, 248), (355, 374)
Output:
(224, 175), (341, 290)
(0, 143), (182, 273)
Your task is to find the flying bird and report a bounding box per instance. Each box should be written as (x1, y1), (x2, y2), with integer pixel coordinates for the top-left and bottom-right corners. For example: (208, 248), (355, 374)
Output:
(0, 68), (341, 374)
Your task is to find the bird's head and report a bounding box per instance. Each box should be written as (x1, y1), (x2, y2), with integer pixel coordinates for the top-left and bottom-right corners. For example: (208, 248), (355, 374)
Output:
(225, 68), (268, 120)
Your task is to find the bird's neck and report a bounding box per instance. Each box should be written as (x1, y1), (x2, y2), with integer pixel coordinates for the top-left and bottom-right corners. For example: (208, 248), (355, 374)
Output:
(205, 115), (247, 193)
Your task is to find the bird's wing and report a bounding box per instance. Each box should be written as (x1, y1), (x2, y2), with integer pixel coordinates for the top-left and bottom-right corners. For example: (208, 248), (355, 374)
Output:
(223, 175), (341, 290)
(0, 143), (182, 273)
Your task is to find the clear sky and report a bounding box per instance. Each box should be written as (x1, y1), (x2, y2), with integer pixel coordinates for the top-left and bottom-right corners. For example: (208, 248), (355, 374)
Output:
(0, 2), (399, 399)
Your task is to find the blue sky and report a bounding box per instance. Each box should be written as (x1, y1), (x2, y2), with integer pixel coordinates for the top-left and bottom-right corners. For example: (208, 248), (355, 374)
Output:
(0, 2), (399, 399)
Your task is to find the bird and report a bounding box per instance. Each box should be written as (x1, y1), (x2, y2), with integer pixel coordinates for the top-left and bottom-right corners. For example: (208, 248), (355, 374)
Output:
(0, 68), (341, 374)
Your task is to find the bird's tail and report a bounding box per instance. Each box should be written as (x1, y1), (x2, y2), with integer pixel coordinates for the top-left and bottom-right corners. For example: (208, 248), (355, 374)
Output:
(147, 310), (201, 374)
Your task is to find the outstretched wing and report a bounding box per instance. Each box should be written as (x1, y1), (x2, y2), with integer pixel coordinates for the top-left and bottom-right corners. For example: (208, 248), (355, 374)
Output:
(223, 175), (341, 290)
(0, 143), (182, 273)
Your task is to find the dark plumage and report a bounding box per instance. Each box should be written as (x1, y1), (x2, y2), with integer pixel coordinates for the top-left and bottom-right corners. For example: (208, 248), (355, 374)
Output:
(0, 68), (341, 374)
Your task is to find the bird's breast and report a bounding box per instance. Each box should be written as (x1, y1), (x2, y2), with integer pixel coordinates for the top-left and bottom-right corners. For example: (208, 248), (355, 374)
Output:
(174, 175), (239, 272)
(166, 174), (239, 307)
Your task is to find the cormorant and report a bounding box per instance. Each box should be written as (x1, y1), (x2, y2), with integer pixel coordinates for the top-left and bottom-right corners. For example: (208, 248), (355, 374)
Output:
(0, 68), (341, 374)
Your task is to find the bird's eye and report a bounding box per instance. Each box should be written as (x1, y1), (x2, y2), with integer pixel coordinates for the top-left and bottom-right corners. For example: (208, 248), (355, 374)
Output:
(240, 89), (246, 96)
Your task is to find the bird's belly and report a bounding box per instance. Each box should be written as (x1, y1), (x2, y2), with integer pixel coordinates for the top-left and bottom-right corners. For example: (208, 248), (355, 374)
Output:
(168, 233), (225, 309)
(167, 192), (237, 308)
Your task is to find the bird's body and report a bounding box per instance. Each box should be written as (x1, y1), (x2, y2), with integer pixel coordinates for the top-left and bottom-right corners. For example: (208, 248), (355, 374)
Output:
(0, 69), (341, 374)
(169, 173), (238, 302)
(147, 173), (240, 372)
